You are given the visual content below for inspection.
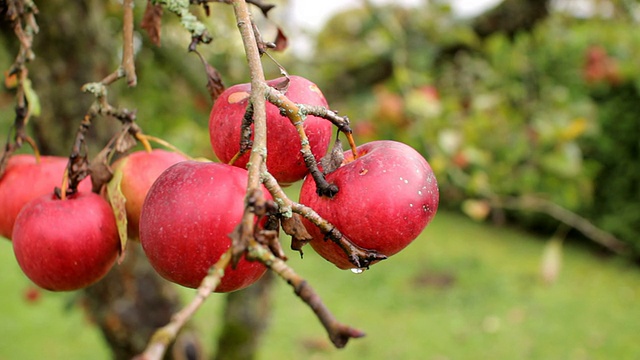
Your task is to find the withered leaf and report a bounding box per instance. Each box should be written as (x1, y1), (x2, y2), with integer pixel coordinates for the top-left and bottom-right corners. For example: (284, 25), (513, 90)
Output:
(321, 138), (344, 175)
(141, 0), (163, 47)
(282, 213), (313, 256)
(271, 75), (290, 93)
(272, 26), (288, 52)
(106, 163), (128, 263)
(204, 62), (225, 103)
(88, 147), (114, 193)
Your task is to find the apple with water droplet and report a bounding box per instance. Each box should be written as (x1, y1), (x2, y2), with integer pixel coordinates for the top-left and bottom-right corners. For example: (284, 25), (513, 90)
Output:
(299, 140), (439, 269)
(113, 149), (187, 238)
(12, 191), (120, 291)
(0, 155), (91, 240)
(139, 161), (268, 292)
(209, 75), (332, 185)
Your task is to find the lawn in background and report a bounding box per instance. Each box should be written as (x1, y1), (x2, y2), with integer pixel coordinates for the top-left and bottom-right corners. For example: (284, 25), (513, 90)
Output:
(1, 211), (639, 359)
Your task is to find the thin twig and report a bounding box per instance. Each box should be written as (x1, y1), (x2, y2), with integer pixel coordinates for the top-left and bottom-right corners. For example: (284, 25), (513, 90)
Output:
(247, 243), (365, 348)
(122, 0), (137, 86)
(262, 171), (387, 269)
(302, 104), (358, 159)
(264, 87), (339, 197)
(133, 250), (232, 360)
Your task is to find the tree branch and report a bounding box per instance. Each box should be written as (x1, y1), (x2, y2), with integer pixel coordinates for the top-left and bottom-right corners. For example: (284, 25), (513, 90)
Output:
(122, 0), (137, 86)
(263, 87), (340, 197)
(133, 249), (232, 360)
(246, 243), (365, 348)
(492, 195), (630, 255)
(262, 171), (387, 269)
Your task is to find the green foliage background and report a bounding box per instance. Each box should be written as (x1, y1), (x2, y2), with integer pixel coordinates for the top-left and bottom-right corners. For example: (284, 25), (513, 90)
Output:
(306, 3), (640, 253)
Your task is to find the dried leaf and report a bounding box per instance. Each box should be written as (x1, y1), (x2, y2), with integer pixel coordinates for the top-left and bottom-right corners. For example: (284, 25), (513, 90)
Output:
(106, 162), (128, 263)
(88, 146), (115, 193)
(141, 0), (163, 47)
(321, 138), (344, 175)
(272, 26), (288, 52)
(271, 75), (290, 93)
(204, 62), (225, 103)
(282, 214), (313, 255)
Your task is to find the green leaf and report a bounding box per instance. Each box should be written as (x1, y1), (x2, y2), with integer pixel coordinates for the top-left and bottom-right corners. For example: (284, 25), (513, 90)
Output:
(23, 78), (41, 118)
(106, 162), (128, 262)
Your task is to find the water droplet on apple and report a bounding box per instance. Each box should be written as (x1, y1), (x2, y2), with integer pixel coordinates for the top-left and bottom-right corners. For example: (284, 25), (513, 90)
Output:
(350, 268), (366, 274)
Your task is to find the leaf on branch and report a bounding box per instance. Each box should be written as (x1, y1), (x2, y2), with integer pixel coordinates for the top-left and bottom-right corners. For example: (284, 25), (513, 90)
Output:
(271, 75), (290, 93)
(271, 26), (288, 52)
(204, 62), (225, 103)
(23, 78), (41, 118)
(88, 147), (115, 194)
(321, 138), (344, 175)
(282, 213), (313, 255)
(142, 0), (163, 47)
(115, 129), (138, 153)
(106, 162), (128, 263)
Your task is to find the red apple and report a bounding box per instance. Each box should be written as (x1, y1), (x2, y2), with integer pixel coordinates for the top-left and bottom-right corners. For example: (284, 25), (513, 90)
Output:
(12, 191), (120, 291)
(113, 149), (187, 238)
(299, 140), (439, 269)
(139, 161), (268, 292)
(0, 154), (91, 240)
(209, 75), (333, 185)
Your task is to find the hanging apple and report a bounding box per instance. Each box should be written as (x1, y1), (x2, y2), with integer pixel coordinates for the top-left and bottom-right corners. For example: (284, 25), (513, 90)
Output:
(113, 149), (187, 239)
(0, 154), (91, 240)
(139, 161), (269, 292)
(12, 191), (120, 291)
(209, 75), (332, 185)
(299, 140), (439, 269)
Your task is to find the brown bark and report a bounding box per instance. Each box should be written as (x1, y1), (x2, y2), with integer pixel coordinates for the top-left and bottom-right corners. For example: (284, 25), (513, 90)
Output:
(27, 0), (116, 155)
(82, 242), (203, 360)
(213, 271), (274, 360)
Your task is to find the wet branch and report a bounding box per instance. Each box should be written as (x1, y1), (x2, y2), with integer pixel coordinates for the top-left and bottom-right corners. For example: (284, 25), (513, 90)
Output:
(302, 104), (359, 159)
(133, 249), (232, 360)
(247, 243), (365, 348)
(262, 171), (387, 269)
(264, 88), (339, 198)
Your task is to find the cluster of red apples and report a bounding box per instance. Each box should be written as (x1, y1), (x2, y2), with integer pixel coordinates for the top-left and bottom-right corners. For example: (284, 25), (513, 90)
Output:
(1, 75), (439, 293)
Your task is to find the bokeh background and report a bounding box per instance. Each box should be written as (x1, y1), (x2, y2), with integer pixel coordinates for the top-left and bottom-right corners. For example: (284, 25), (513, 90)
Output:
(1, 0), (639, 359)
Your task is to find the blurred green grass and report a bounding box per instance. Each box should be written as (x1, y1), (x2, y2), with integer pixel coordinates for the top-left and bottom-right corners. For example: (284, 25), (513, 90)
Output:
(1, 210), (639, 359)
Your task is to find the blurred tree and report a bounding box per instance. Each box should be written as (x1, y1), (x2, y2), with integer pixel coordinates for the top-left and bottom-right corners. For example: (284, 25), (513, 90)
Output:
(473, 0), (551, 39)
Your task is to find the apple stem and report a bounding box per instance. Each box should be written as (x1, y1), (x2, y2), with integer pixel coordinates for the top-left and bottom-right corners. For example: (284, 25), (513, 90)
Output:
(59, 168), (69, 201)
(301, 104), (359, 159)
(345, 132), (359, 160)
(134, 132), (154, 154)
(137, 134), (191, 159)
